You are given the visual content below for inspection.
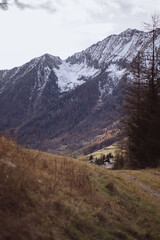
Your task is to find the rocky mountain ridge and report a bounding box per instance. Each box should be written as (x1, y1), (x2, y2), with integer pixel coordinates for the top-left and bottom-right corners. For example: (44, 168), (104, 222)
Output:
(0, 28), (160, 155)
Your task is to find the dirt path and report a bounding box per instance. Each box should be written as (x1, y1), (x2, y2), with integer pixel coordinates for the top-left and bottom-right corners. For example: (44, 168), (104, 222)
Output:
(119, 172), (160, 203)
(142, 171), (160, 177)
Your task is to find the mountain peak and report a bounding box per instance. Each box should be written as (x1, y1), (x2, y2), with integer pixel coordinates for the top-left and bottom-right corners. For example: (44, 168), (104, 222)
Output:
(1, 27), (160, 153)
(40, 53), (61, 61)
(38, 53), (62, 66)
(120, 28), (142, 35)
(66, 28), (149, 69)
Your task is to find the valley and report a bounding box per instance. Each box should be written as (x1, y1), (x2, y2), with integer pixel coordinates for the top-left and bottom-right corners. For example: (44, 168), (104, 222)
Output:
(1, 2), (160, 240)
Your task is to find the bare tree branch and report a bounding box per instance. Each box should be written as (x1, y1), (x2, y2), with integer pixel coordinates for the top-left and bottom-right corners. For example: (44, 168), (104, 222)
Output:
(144, 13), (160, 31)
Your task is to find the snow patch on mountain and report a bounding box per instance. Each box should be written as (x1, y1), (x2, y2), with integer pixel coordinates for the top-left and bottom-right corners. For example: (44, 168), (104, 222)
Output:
(1, 28), (160, 99)
(68, 29), (160, 70)
(37, 66), (51, 92)
(97, 64), (125, 100)
(106, 64), (125, 82)
(98, 81), (106, 102)
(54, 61), (100, 92)
(2, 70), (8, 78)
(10, 67), (22, 80)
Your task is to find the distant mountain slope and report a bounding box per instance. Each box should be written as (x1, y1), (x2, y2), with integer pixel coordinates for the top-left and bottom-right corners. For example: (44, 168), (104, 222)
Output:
(0, 54), (62, 129)
(0, 28), (160, 154)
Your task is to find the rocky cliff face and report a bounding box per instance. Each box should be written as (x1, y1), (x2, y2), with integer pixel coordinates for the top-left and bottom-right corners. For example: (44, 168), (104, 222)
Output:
(0, 28), (160, 154)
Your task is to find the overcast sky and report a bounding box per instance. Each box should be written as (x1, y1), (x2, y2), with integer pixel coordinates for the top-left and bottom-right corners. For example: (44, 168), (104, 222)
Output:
(0, 0), (160, 69)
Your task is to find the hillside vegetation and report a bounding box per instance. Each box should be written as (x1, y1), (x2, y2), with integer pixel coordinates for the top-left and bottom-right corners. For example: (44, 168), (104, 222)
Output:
(81, 143), (118, 161)
(0, 137), (160, 240)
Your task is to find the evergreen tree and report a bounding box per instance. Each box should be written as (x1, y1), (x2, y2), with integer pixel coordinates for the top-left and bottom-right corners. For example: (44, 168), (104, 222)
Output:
(123, 15), (160, 168)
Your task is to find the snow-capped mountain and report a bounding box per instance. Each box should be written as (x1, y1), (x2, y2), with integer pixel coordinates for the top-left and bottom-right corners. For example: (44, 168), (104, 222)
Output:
(67, 28), (160, 66)
(1, 28), (159, 97)
(0, 28), (160, 153)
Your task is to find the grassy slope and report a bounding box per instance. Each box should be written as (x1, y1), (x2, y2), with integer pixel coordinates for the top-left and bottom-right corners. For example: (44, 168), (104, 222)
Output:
(0, 137), (160, 240)
(81, 143), (118, 160)
(52, 127), (119, 159)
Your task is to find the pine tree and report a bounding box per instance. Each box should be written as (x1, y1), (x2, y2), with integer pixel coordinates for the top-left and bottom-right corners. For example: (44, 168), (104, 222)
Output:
(123, 52), (148, 168)
(123, 15), (160, 168)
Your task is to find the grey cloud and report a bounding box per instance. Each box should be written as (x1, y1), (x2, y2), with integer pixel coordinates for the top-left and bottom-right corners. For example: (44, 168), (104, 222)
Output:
(0, 0), (57, 13)
(14, 0), (37, 10)
(117, 0), (133, 14)
(14, 0), (57, 13)
(87, 0), (118, 23)
(0, 0), (8, 10)
(89, 0), (137, 22)
(98, 0), (134, 12)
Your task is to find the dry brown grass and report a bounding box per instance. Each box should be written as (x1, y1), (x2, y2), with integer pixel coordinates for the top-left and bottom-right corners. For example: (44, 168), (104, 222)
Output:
(0, 137), (94, 240)
(0, 136), (160, 240)
(125, 169), (160, 192)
